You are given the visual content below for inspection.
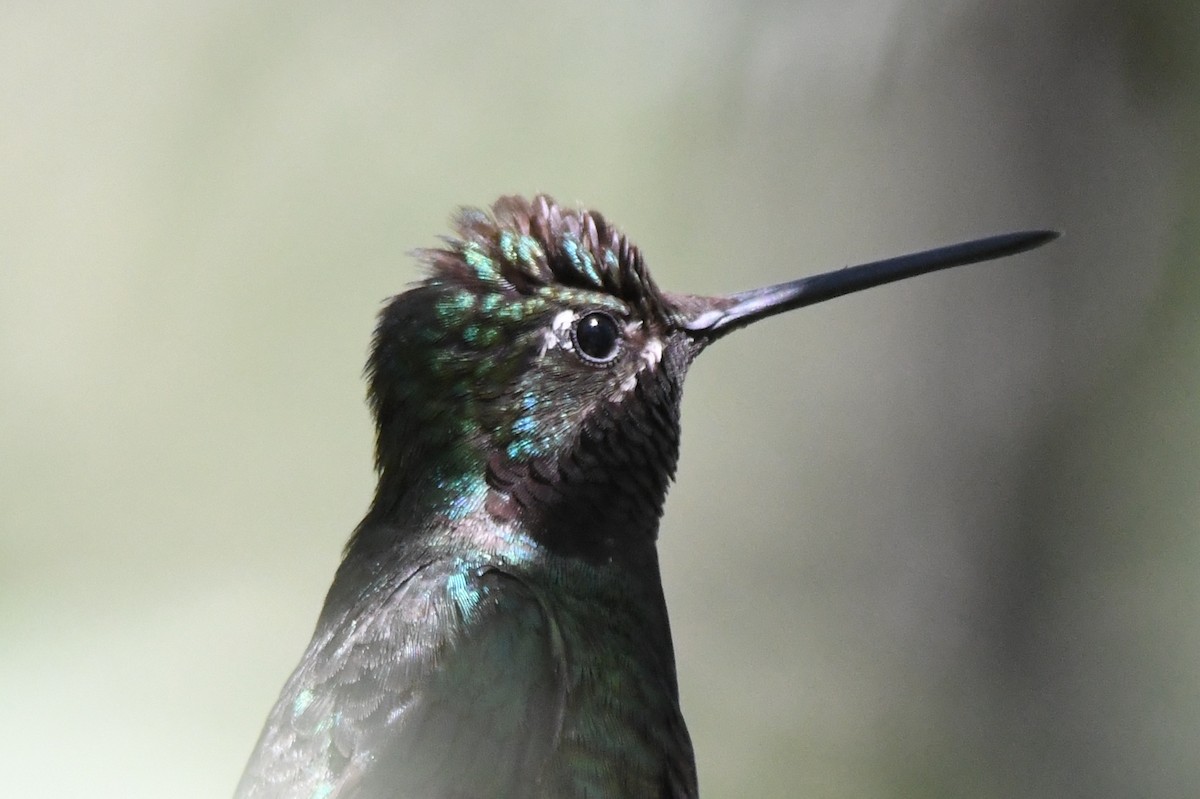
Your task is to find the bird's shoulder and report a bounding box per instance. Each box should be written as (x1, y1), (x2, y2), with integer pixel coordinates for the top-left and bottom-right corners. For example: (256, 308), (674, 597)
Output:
(235, 555), (565, 799)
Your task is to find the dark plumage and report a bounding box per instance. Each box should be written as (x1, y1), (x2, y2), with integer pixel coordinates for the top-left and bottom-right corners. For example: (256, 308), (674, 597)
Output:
(235, 196), (1056, 798)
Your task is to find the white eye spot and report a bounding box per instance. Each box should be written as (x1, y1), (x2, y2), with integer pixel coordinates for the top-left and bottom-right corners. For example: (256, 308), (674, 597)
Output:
(551, 310), (575, 338)
(640, 338), (663, 370)
(539, 310), (578, 357)
(613, 335), (665, 398)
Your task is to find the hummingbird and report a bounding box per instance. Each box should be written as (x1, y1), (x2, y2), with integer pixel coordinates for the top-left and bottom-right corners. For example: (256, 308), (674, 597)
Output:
(235, 195), (1056, 799)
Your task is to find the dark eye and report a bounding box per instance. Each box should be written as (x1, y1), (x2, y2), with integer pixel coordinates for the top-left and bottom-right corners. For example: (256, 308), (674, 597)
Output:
(572, 311), (622, 365)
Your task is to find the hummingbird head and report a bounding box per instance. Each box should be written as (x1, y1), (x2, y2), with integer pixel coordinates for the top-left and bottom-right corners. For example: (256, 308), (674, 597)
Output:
(362, 194), (1056, 563)
(364, 195), (702, 561)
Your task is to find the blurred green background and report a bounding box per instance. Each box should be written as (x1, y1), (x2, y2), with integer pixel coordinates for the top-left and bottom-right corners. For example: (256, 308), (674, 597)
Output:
(2, 1), (1197, 797)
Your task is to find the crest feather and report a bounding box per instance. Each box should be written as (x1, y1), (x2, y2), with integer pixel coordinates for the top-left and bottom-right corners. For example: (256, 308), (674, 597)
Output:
(421, 194), (670, 320)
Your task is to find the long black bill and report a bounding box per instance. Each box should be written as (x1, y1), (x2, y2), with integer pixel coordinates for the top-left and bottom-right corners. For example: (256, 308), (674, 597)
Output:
(686, 230), (1059, 339)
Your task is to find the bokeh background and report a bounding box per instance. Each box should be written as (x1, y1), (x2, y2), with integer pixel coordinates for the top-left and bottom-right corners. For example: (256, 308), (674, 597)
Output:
(3, 1), (1196, 797)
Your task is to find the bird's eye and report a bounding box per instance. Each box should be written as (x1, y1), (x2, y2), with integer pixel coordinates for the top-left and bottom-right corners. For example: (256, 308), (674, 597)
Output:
(572, 312), (622, 365)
